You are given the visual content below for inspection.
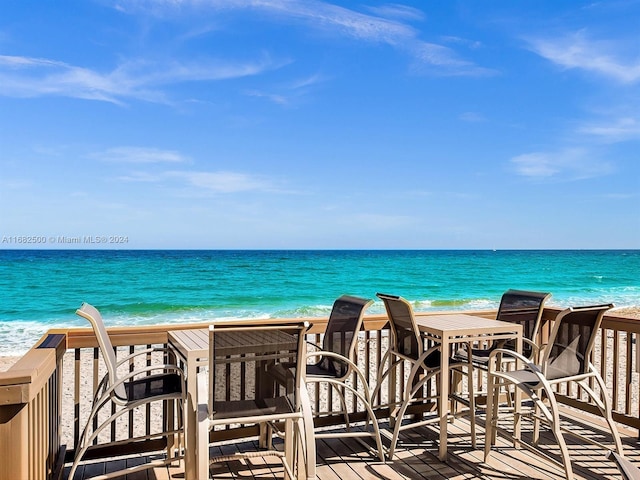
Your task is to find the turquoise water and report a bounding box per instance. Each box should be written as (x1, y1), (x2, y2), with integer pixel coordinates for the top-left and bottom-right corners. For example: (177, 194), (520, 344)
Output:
(0, 249), (638, 355)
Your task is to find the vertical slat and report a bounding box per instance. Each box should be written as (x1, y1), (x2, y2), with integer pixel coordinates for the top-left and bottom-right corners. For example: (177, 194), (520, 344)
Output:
(626, 331), (633, 415)
(110, 347), (117, 442)
(146, 345), (152, 437)
(129, 345), (135, 439)
(93, 347), (101, 444)
(74, 348), (81, 450)
(613, 329), (620, 408)
(313, 333), (321, 413)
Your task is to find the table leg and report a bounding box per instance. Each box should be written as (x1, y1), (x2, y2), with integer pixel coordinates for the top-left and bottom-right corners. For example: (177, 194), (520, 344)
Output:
(483, 355), (497, 461)
(183, 355), (200, 480)
(438, 339), (449, 462)
(513, 334), (522, 445)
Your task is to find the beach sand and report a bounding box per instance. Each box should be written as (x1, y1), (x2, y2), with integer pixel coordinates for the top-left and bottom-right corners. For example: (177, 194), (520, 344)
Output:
(0, 356), (21, 372)
(0, 306), (638, 450)
(1, 306), (639, 372)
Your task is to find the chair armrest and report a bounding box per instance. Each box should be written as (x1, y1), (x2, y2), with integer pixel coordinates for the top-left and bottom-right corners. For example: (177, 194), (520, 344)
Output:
(114, 346), (179, 368)
(91, 363), (185, 407)
(305, 351), (371, 386)
(487, 348), (542, 375)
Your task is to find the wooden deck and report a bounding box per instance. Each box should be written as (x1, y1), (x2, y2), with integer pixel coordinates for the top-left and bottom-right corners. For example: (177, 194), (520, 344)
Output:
(64, 412), (640, 480)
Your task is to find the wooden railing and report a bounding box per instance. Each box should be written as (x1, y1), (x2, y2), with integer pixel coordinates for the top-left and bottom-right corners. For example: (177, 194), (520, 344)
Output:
(0, 333), (66, 480)
(0, 308), (638, 480)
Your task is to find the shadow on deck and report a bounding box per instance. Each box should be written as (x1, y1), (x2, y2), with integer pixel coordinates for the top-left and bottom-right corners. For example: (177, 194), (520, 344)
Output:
(64, 412), (640, 480)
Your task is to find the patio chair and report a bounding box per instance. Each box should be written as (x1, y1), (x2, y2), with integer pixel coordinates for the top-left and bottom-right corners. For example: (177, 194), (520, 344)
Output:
(456, 289), (552, 366)
(69, 302), (185, 480)
(484, 303), (624, 480)
(607, 450), (640, 480)
(269, 295), (385, 462)
(197, 321), (313, 480)
(373, 293), (475, 459)
(452, 290), (551, 412)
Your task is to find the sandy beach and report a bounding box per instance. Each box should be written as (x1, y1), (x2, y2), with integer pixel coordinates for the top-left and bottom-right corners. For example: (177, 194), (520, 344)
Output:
(0, 306), (638, 461)
(0, 355), (21, 372)
(2, 306), (639, 372)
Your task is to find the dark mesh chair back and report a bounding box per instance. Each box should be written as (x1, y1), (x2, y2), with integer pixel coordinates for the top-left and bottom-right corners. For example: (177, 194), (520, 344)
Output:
(316, 295), (372, 378)
(377, 293), (422, 361)
(484, 302), (622, 479)
(544, 304), (612, 380)
(497, 289), (551, 358)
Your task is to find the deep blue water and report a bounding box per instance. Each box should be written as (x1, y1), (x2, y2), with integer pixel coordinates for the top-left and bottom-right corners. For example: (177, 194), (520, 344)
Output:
(0, 249), (638, 355)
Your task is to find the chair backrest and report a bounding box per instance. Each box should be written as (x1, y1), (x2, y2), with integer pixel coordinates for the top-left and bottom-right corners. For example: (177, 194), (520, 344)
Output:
(496, 289), (551, 357)
(543, 304), (613, 380)
(376, 293), (423, 362)
(318, 295), (373, 377)
(76, 302), (127, 400)
(207, 321), (309, 418)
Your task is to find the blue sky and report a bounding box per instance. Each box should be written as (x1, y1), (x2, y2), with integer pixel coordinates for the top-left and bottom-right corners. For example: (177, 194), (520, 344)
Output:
(1, 1), (638, 249)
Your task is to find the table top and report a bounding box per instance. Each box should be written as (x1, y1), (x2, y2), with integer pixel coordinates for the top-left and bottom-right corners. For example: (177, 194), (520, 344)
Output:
(414, 313), (523, 341)
(168, 327), (298, 364)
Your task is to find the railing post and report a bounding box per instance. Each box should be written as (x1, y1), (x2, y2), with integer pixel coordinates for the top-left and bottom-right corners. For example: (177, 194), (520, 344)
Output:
(0, 333), (66, 480)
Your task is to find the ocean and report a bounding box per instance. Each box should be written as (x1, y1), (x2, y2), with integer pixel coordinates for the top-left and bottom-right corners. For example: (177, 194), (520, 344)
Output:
(0, 249), (638, 356)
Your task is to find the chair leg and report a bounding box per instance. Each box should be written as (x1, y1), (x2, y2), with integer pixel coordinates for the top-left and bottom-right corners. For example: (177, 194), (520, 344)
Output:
(283, 418), (295, 480)
(387, 370), (432, 459)
(484, 370), (499, 461)
(197, 404), (210, 480)
(582, 376), (625, 454)
(466, 362), (476, 449)
(300, 387), (317, 480)
(550, 413), (574, 479)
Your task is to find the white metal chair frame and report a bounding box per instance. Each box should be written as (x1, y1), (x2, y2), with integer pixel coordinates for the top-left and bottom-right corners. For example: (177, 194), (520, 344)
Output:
(607, 450), (640, 480)
(373, 293), (475, 459)
(69, 302), (185, 480)
(198, 321), (313, 480)
(484, 304), (624, 480)
(268, 295), (385, 463)
(303, 296), (385, 462)
(453, 290), (552, 413)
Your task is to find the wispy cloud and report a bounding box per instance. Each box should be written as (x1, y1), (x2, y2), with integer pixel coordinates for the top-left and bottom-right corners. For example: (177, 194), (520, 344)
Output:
(119, 0), (491, 76)
(510, 148), (614, 180)
(578, 116), (640, 142)
(0, 54), (284, 104)
(167, 170), (279, 193)
(365, 4), (425, 22)
(118, 167), (284, 194)
(92, 147), (189, 163)
(244, 73), (327, 105)
(459, 111), (486, 122)
(526, 30), (640, 83)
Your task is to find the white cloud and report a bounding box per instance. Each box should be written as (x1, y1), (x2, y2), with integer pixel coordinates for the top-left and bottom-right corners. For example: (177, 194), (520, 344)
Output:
(526, 31), (640, 84)
(244, 73), (327, 105)
(365, 4), (425, 22)
(510, 148), (614, 180)
(93, 147), (189, 163)
(0, 54), (283, 104)
(167, 171), (277, 193)
(118, 0), (490, 76)
(578, 116), (640, 142)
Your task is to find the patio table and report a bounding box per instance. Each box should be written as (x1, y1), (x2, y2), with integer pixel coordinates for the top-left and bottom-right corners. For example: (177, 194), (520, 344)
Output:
(414, 313), (523, 461)
(169, 326), (312, 480)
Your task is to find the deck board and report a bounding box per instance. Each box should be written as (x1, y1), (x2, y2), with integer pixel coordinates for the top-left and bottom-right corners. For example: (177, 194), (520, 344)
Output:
(64, 415), (640, 479)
